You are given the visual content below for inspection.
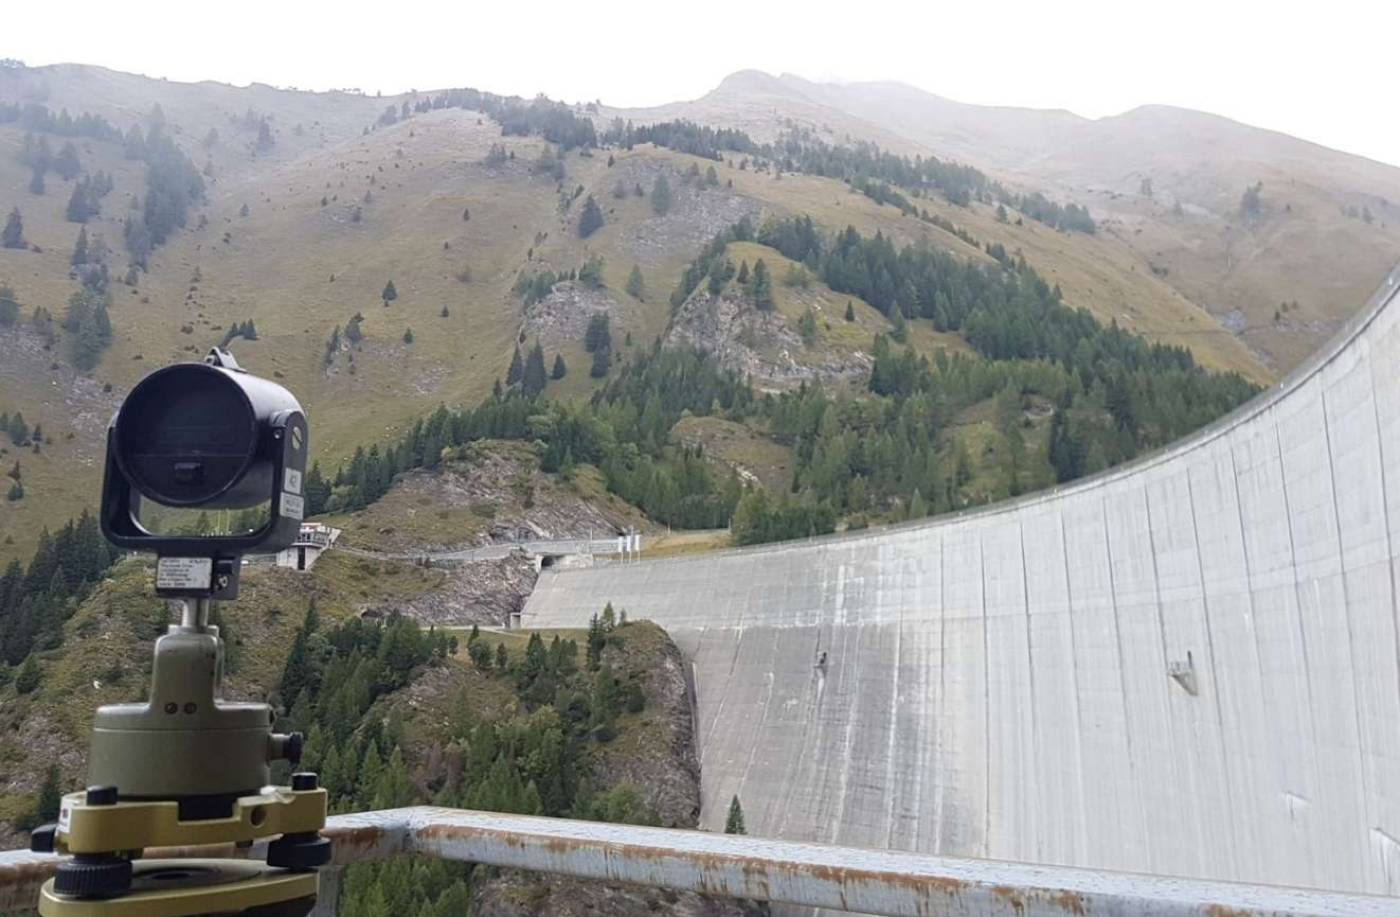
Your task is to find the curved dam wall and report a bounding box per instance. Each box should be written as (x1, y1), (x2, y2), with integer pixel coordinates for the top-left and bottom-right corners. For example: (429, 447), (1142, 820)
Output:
(524, 265), (1400, 896)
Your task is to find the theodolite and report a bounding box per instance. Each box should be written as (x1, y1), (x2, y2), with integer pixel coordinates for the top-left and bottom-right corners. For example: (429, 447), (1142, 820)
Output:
(29, 349), (331, 917)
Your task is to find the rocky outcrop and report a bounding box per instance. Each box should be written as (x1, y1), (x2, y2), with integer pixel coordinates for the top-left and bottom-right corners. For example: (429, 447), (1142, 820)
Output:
(380, 552), (539, 627)
(610, 160), (764, 268)
(337, 441), (645, 555)
(520, 281), (621, 353)
(666, 288), (871, 389)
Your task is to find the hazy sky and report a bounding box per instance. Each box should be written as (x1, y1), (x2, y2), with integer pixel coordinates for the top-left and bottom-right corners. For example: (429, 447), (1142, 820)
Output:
(9, 0), (1399, 167)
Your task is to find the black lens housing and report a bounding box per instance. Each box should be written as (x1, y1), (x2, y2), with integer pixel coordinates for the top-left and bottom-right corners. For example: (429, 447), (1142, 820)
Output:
(100, 350), (310, 561)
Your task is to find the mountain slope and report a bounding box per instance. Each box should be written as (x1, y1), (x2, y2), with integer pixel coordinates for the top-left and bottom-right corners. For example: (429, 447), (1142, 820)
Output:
(0, 63), (1282, 561)
(605, 71), (1400, 371)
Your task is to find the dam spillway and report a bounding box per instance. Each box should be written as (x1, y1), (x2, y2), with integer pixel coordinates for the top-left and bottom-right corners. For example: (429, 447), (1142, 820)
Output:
(523, 265), (1400, 897)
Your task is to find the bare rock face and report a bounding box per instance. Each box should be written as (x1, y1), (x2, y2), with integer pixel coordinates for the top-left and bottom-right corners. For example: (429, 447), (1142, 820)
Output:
(383, 552), (539, 627)
(666, 289), (871, 389)
(521, 281), (620, 353)
(609, 160), (764, 268)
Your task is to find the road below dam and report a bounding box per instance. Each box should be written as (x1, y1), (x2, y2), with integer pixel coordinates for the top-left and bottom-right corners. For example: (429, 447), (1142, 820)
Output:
(523, 265), (1400, 901)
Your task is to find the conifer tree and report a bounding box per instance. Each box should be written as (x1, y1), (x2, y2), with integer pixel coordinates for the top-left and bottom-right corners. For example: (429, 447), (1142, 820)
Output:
(15, 653), (40, 694)
(28, 168), (44, 195)
(583, 313), (611, 353)
(844, 300), (856, 322)
(0, 284), (18, 326)
(586, 613), (604, 670)
(522, 340), (547, 396)
(71, 227), (88, 266)
(381, 280), (398, 305)
(749, 259), (774, 311)
(65, 179), (93, 223)
(577, 195), (604, 238)
(54, 142), (81, 181)
(403, 328), (414, 344)
(35, 765), (62, 824)
(625, 264), (645, 300)
(506, 346), (524, 386)
(590, 343), (611, 379)
(551, 353), (567, 380)
(650, 173), (671, 216)
(724, 795), (746, 834)
(736, 260), (749, 285)
(2, 208), (24, 249)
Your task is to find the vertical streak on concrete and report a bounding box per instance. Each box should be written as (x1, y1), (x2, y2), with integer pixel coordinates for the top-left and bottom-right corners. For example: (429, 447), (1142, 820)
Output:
(979, 540), (991, 858)
(931, 532), (947, 856)
(1141, 482), (1195, 873)
(1319, 374), (1375, 884)
(1099, 494), (1151, 872)
(1228, 432), (1306, 880)
(1017, 522), (1038, 862)
(522, 268), (1400, 895)
(1058, 509), (1089, 868)
(1270, 418), (1326, 864)
(1184, 470), (1242, 879)
(1372, 334), (1400, 895)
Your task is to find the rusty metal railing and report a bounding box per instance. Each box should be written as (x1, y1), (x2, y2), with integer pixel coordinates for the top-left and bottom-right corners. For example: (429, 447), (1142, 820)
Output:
(1, 806), (1393, 916)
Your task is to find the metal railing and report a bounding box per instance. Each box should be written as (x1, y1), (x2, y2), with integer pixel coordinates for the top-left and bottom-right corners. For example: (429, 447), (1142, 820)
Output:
(1, 807), (1393, 916)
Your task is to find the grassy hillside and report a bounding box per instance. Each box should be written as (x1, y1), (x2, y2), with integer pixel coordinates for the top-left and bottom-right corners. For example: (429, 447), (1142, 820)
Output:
(0, 62), (1290, 562)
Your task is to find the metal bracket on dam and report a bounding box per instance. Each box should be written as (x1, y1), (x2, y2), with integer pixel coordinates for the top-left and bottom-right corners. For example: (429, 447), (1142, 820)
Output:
(524, 265), (1400, 901)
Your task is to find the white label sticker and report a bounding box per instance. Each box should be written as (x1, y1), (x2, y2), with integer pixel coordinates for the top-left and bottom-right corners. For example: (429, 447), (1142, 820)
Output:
(57, 803), (71, 834)
(281, 493), (305, 521)
(156, 557), (213, 590)
(284, 468), (303, 495)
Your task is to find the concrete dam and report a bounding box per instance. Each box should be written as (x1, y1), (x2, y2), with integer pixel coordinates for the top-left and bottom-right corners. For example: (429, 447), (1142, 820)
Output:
(523, 264), (1400, 898)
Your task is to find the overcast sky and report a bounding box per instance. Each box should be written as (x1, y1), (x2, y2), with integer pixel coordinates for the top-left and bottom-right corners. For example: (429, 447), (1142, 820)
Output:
(8, 0), (1399, 167)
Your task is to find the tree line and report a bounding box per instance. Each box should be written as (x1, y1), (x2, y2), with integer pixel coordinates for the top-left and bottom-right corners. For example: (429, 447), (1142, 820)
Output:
(599, 118), (1095, 233)
(0, 102), (121, 141)
(0, 511), (115, 674)
(390, 87), (598, 151)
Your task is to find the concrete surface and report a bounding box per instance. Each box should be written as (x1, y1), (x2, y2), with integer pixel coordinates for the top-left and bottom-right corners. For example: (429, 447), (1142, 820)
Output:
(524, 265), (1400, 898)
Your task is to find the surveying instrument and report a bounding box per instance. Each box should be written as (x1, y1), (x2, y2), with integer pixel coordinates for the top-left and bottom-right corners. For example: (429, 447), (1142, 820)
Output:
(29, 349), (331, 916)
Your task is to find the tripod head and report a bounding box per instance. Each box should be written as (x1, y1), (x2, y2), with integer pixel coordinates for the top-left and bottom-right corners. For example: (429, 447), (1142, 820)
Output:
(30, 349), (331, 917)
